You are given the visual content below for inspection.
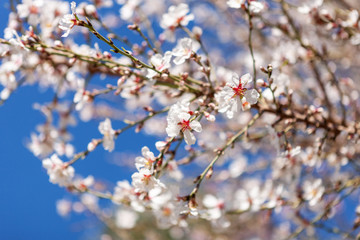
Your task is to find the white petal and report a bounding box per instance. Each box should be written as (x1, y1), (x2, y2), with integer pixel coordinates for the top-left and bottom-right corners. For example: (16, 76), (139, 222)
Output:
(231, 73), (240, 86)
(190, 120), (202, 132)
(183, 130), (196, 145)
(244, 89), (260, 104)
(173, 56), (186, 65)
(240, 73), (252, 86)
(166, 124), (181, 137)
(203, 194), (218, 208)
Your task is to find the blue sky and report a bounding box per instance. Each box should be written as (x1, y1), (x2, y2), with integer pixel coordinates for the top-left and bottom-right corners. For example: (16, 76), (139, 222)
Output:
(0, 87), (85, 239)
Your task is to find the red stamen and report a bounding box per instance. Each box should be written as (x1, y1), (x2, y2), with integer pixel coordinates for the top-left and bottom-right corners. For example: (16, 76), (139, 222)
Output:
(178, 119), (191, 132)
(232, 82), (247, 99)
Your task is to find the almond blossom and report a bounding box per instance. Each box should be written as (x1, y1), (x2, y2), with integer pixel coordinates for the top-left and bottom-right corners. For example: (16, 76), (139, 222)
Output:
(227, 0), (264, 13)
(73, 89), (92, 111)
(172, 38), (200, 65)
(233, 184), (268, 212)
(56, 199), (72, 217)
(202, 194), (225, 220)
(227, 0), (245, 9)
(298, 0), (323, 14)
(147, 51), (172, 78)
(98, 118), (116, 152)
(303, 179), (325, 206)
(118, 0), (142, 21)
(166, 101), (202, 145)
(115, 209), (139, 229)
(42, 154), (74, 187)
(73, 175), (94, 191)
(202, 194), (231, 228)
(249, 1), (264, 14)
(135, 146), (156, 171)
(113, 180), (136, 204)
(59, 1), (78, 37)
(160, 3), (194, 29)
(160, 3), (194, 42)
(215, 73), (259, 119)
(16, 0), (44, 26)
(131, 168), (165, 192)
(153, 201), (182, 229)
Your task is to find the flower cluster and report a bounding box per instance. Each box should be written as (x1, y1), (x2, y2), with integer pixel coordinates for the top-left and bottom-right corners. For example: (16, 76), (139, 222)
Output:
(42, 154), (74, 187)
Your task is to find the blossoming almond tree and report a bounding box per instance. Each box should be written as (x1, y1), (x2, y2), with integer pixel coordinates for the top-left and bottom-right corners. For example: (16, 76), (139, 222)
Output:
(1, 0), (360, 239)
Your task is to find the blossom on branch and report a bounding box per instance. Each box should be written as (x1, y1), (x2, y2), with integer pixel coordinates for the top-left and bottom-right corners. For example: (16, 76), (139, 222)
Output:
(16, 0), (44, 26)
(303, 179), (325, 206)
(166, 101), (202, 145)
(59, 1), (78, 37)
(161, 3), (194, 29)
(147, 51), (172, 78)
(98, 118), (116, 152)
(227, 0), (245, 9)
(42, 154), (74, 187)
(249, 1), (264, 14)
(135, 146), (156, 171)
(227, 0), (264, 14)
(160, 3), (194, 41)
(215, 73), (259, 119)
(172, 37), (200, 65)
(118, 0), (142, 21)
(131, 168), (165, 192)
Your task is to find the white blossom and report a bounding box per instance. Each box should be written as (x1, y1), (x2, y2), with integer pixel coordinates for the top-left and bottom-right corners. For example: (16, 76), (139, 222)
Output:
(303, 179), (325, 206)
(229, 156), (247, 178)
(59, 1), (78, 37)
(131, 168), (165, 192)
(202, 194), (225, 220)
(118, 0), (142, 20)
(115, 209), (138, 229)
(56, 199), (72, 217)
(147, 51), (172, 78)
(80, 193), (99, 210)
(16, 0), (44, 26)
(249, 1), (264, 14)
(73, 175), (94, 191)
(160, 3), (194, 29)
(166, 101), (202, 145)
(298, 0), (323, 14)
(172, 38), (200, 65)
(227, 0), (245, 9)
(135, 146), (156, 171)
(74, 89), (92, 111)
(202, 194), (231, 228)
(99, 118), (116, 152)
(42, 154), (74, 187)
(342, 10), (359, 28)
(215, 73), (259, 119)
(113, 180), (136, 205)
